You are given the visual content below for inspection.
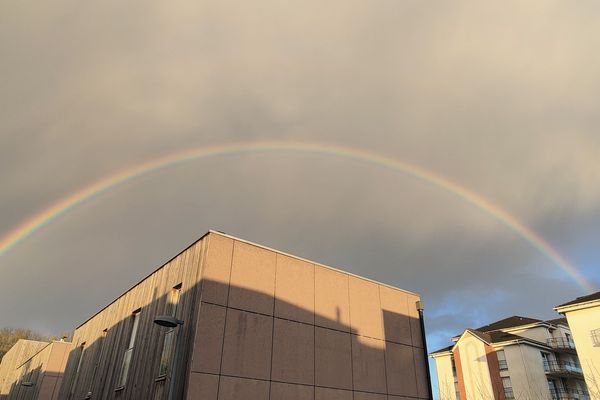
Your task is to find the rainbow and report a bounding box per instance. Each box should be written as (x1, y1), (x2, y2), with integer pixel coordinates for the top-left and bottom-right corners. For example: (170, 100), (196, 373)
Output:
(0, 141), (595, 293)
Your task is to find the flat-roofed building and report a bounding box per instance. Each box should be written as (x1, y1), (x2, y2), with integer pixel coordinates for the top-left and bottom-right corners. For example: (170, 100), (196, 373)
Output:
(58, 230), (431, 400)
(555, 291), (600, 398)
(0, 339), (72, 400)
(431, 316), (589, 400)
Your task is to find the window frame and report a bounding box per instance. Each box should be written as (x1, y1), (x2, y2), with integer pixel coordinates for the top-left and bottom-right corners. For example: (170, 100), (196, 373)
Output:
(116, 310), (141, 390)
(157, 284), (182, 378)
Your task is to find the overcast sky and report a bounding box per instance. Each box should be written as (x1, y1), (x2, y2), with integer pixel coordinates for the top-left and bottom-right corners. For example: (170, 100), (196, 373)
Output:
(1, 0), (600, 393)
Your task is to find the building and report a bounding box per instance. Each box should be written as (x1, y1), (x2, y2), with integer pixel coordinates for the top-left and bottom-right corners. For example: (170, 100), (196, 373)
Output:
(0, 339), (72, 400)
(58, 230), (431, 400)
(430, 316), (589, 400)
(555, 292), (600, 398)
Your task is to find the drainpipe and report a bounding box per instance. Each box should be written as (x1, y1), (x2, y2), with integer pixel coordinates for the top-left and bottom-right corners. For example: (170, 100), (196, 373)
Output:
(416, 300), (434, 400)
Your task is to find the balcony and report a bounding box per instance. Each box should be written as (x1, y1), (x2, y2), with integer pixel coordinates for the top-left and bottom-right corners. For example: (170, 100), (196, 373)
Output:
(504, 387), (515, 399)
(498, 359), (508, 371)
(549, 388), (590, 400)
(547, 337), (577, 353)
(544, 360), (583, 378)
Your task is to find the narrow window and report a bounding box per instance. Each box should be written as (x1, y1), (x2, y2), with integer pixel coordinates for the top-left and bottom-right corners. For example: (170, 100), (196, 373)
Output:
(158, 284), (181, 377)
(541, 351), (551, 371)
(547, 379), (558, 397)
(87, 329), (107, 397)
(496, 350), (508, 371)
(502, 377), (514, 399)
(591, 328), (600, 347)
(70, 342), (86, 397)
(118, 310), (140, 388)
(450, 356), (457, 377)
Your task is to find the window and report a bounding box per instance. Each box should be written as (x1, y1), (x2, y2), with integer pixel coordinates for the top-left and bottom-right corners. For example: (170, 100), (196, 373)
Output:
(87, 329), (107, 396)
(496, 350), (508, 371)
(69, 342), (86, 396)
(548, 379), (559, 398)
(591, 328), (600, 347)
(450, 356), (457, 377)
(502, 377), (514, 399)
(117, 311), (140, 388)
(541, 351), (551, 371)
(158, 285), (181, 377)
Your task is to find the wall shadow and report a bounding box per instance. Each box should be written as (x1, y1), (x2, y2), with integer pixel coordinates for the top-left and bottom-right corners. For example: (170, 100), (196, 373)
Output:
(56, 275), (430, 400)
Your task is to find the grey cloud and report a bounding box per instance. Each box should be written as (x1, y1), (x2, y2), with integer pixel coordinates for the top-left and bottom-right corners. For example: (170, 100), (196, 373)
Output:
(0, 0), (599, 351)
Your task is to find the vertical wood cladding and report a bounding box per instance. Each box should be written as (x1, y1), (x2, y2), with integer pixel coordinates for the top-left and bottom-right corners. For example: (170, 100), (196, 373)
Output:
(58, 236), (208, 400)
(0, 340), (50, 398)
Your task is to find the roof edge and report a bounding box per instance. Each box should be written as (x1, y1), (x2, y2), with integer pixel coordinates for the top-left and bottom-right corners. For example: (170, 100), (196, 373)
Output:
(75, 230), (420, 331)
(209, 230), (420, 296)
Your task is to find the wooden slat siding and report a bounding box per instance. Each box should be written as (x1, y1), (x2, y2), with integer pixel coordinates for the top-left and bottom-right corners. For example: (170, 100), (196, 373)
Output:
(0, 341), (72, 400)
(0, 340), (49, 398)
(177, 236), (209, 400)
(58, 237), (207, 400)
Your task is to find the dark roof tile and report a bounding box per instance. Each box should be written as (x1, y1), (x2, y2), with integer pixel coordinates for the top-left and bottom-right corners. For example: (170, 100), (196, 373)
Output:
(556, 291), (600, 308)
(475, 316), (541, 332)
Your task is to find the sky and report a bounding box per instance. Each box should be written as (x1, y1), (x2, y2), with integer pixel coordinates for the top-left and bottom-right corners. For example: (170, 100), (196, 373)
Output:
(1, 0), (600, 394)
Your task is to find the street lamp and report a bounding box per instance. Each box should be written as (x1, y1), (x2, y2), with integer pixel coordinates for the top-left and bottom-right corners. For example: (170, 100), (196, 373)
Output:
(154, 315), (184, 400)
(154, 315), (184, 328)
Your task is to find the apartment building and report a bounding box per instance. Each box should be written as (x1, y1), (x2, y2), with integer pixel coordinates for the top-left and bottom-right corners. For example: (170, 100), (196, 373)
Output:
(58, 230), (431, 400)
(0, 339), (72, 400)
(555, 291), (600, 398)
(430, 316), (589, 400)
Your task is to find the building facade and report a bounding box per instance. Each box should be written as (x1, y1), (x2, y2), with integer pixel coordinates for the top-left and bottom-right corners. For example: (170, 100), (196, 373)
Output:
(0, 339), (72, 400)
(431, 316), (589, 400)
(58, 230), (431, 400)
(555, 292), (600, 399)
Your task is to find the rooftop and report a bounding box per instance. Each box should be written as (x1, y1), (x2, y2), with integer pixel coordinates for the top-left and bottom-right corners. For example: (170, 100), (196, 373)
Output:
(555, 291), (600, 309)
(475, 315), (541, 332)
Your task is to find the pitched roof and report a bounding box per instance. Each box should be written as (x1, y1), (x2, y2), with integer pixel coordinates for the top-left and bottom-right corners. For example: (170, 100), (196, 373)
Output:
(466, 329), (526, 344)
(432, 327), (550, 356)
(475, 316), (541, 332)
(556, 291), (600, 308)
(487, 331), (527, 343)
(545, 317), (568, 326)
(430, 345), (454, 355)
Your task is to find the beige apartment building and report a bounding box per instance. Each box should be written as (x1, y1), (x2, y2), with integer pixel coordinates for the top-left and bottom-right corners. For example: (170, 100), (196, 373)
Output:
(431, 316), (589, 400)
(57, 230), (431, 399)
(555, 292), (600, 398)
(0, 339), (72, 400)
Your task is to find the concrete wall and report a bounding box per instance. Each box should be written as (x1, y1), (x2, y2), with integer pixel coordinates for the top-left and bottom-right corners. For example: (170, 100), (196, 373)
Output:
(562, 303), (600, 397)
(503, 344), (550, 399)
(509, 326), (550, 343)
(433, 354), (457, 400)
(187, 234), (430, 400)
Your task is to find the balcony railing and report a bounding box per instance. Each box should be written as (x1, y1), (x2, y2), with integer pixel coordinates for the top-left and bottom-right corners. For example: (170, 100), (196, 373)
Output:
(544, 360), (583, 377)
(549, 388), (590, 400)
(504, 387), (515, 399)
(498, 359), (508, 371)
(547, 337), (577, 352)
